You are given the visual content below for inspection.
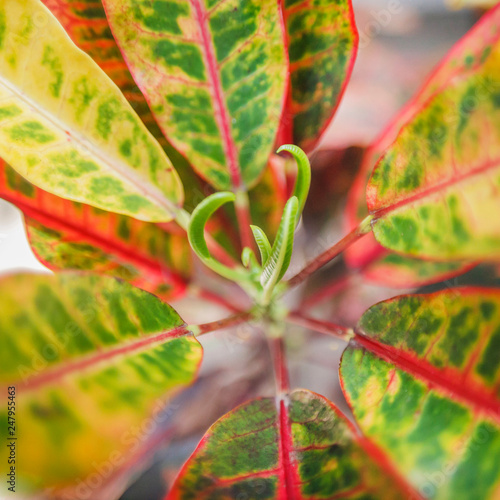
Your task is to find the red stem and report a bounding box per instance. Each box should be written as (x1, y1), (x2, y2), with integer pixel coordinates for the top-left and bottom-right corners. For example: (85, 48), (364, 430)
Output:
(195, 311), (254, 336)
(286, 312), (352, 340)
(286, 221), (371, 289)
(268, 336), (290, 395)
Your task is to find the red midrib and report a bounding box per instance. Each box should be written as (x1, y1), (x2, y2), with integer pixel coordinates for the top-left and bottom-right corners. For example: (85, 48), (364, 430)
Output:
(2, 190), (186, 288)
(354, 333), (500, 419)
(15, 325), (190, 392)
(370, 155), (500, 218)
(190, 0), (242, 190)
(279, 399), (297, 500)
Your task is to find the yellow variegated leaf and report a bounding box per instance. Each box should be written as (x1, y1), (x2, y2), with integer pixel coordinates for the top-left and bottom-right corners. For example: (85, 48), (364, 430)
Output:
(0, 273), (202, 496)
(0, 0), (183, 222)
(368, 6), (500, 261)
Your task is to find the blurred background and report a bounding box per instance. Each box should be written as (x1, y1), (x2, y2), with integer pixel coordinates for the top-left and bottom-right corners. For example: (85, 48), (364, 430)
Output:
(0, 0), (489, 498)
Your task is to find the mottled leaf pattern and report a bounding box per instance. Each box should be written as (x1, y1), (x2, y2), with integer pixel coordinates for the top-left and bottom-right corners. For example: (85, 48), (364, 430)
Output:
(0, 160), (190, 300)
(368, 6), (500, 260)
(0, 273), (202, 495)
(341, 288), (500, 500)
(344, 6), (500, 284)
(41, 0), (231, 222)
(41, 0), (167, 148)
(103, 0), (287, 191)
(280, 0), (358, 150)
(168, 389), (405, 499)
(0, 0), (183, 221)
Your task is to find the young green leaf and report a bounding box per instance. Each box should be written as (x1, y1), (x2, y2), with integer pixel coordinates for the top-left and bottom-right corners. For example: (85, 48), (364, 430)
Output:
(277, 144), (311, 222)
(188, 192), (247, 282)
(367, 6), (500, 261)
(261, 196), (299, 303)
(0, 160), (191, 300)
(279, 0), (358, 150)
(241, 247), (257, 268)
(341, 288), (500, 499)
(249, 157), (288, 239)
(167, 389), (407, 499)
(103, 0), (287, 191)
(250, 225), (272, 266)
(0, 0), (183, 222)
(0, 273), (202, 495)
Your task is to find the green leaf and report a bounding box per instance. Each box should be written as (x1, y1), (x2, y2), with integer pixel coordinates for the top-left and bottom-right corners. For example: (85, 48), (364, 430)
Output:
(279, 0), (358, 150)
(248, 156), (288, 239)
(340, 288), (500, 500)
(0, 160), (191, 301)
(188, 191), (247, 282)
(261, 196), (298, 301)
(0, 273), (202, 495)
(167, 389), (406, 499)
(103, 0), (288, 191)
(367, 7), (500, 260)
(277, 144), (311, 222)
(0, 0), (183, 222)
(250, 225), (272, 266)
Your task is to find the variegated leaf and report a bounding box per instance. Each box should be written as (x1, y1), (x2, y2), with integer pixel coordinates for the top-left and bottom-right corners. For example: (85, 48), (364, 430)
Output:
(0, 160), (190, 300)
(279, 0), (358, 151)
(367, 6), (500, 261)
(0, 273), (202, 495)
(102, 0), (287, 191)
(0, 0), (183, 222)
(341, 288), (500, 499)
(344, 6), (500, 283)
(167, 389), (407, 499)
(41, 0), (162, 140)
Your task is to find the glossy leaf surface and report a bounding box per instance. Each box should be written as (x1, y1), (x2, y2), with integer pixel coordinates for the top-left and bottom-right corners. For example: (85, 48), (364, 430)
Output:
(368, 6), (500, 260)
(280, 0), (358, 150)
(0, 161), (190, 300)
(341, 288), (500, 499)
(41, 0), (168, 148)
(42, 0), (229, 226)
(0, 273), (202, 495)
(344, 6), (500, 284)
(168, 389), (404, 499)
(103, 0), (287, 191)
(0, 0), (182, 221)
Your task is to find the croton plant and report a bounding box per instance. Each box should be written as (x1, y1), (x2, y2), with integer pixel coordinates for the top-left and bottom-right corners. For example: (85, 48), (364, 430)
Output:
(0, 0), (500, 498)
